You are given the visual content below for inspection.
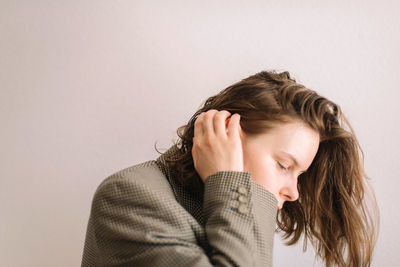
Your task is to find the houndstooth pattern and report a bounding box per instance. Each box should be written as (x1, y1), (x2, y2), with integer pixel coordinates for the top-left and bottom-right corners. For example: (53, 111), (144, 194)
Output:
(81, 144), (278, 266)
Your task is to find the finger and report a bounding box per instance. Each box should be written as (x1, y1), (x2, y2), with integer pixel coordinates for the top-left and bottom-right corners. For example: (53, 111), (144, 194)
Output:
(203, 109), (219, 138)
(227, 113), (241, 138)
(213, 110), (231, 137)
(194, 112), (205, 139)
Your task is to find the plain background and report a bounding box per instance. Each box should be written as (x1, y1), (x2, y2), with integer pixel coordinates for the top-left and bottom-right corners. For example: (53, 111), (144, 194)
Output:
(1, 1), (399, 266)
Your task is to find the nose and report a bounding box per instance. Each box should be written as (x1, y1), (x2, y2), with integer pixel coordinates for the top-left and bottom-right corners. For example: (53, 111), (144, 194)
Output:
(279, 175), (299, 203)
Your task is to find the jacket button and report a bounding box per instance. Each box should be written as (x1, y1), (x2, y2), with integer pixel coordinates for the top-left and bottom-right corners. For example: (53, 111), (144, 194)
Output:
(238, 204), (248, 214)
(238, 195), (248, 203)
(237, 186), (248, 195)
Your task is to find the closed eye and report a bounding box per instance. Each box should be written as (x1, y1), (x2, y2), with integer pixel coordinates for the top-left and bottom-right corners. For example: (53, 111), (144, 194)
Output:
(278, 162), (289, 172)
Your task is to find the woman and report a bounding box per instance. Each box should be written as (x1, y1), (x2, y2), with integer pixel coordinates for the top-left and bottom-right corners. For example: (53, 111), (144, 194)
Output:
(81, 70), (379, 267)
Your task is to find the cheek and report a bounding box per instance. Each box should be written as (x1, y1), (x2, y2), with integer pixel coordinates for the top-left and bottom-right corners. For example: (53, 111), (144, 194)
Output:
(247, 157), (280, 194)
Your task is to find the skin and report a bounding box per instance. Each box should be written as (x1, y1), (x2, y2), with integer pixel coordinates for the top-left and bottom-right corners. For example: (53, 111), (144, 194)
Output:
(192, 109), (320, 210)
(239, 120), (320, 209)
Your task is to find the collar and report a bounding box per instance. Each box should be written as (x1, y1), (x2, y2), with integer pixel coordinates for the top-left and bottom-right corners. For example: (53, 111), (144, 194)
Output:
(155, 143), (205, 225)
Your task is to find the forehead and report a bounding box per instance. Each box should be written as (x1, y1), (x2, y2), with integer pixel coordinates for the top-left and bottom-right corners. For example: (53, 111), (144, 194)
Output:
(271, 122), (318, 144)
(248, 121), (320, 166)
(270, 120), (317, 136)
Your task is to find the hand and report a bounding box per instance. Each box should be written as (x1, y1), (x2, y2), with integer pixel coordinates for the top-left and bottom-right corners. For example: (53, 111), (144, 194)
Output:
(191, 109), (244, 182)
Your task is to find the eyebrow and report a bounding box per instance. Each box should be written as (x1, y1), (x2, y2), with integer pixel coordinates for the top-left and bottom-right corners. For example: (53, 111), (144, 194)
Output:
(279, 151), (308, 173)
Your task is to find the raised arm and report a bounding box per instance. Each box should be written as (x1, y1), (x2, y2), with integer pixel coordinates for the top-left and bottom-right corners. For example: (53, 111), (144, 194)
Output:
(81, 169), (277, 267)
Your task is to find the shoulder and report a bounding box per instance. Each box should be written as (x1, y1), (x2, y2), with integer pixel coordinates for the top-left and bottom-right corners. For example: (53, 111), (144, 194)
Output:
(95, 160), (176, 200)
(89, 160), (187, 220)
(88, 160), (196, 236)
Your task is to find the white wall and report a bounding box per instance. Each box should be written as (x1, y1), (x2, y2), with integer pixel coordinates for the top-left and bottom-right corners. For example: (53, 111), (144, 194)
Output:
(1, 1), (399, 266)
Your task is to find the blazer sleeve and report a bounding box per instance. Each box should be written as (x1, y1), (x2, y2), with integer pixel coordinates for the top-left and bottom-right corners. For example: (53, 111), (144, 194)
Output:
(81, 171), (278, 267)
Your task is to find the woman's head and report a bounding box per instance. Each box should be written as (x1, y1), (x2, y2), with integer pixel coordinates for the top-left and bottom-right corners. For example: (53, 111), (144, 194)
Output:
(156, 69), (379, 266)
(238, 118), (320, 210)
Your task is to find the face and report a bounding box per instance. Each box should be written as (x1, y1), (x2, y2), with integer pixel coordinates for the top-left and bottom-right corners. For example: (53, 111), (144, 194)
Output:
(239, 120), (320, 209)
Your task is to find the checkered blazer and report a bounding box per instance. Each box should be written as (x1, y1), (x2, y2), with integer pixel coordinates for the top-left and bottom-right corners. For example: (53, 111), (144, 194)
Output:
(81, 144), (278, 266)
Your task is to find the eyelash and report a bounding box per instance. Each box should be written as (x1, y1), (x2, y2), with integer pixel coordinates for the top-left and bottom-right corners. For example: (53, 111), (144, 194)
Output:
(278, 162), (289, 172)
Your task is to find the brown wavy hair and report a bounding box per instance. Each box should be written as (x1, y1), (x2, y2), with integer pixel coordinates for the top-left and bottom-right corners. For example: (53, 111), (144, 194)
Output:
(155, 69), (379, 267)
